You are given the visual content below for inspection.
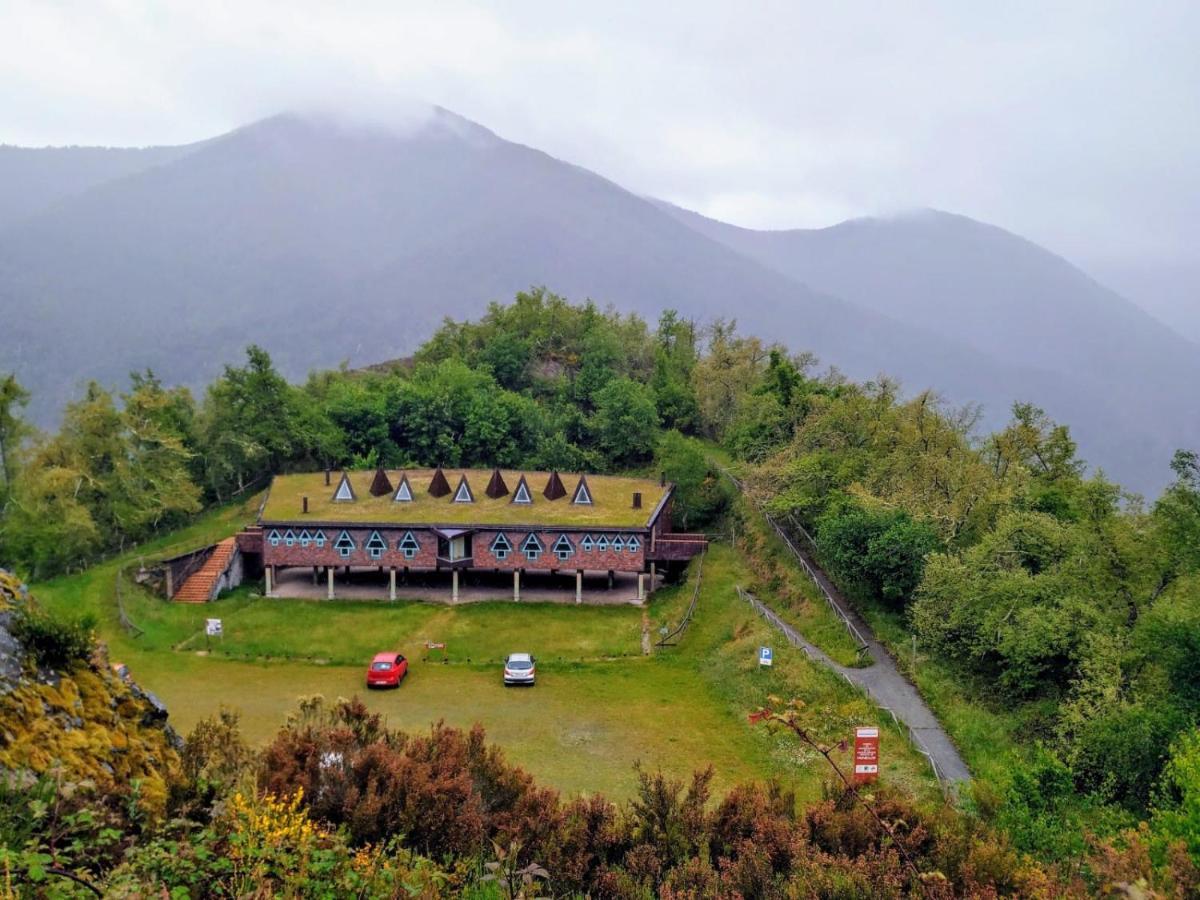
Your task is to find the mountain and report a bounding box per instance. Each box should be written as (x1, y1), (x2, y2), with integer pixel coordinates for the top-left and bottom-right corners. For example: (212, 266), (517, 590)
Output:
(0, 142), (198, 231)
(0, 108), (1194, 494)
(1087, 260), (1200, 346)
(656, 202), (1200, 494)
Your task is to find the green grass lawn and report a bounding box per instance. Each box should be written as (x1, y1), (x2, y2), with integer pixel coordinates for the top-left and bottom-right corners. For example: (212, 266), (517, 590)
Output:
(180, 596), (645, 665)
(30, 502), (941, 803)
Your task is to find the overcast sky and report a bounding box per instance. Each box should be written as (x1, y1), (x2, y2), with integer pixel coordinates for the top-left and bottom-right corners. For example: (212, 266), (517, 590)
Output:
(2, 0), (1198, 277)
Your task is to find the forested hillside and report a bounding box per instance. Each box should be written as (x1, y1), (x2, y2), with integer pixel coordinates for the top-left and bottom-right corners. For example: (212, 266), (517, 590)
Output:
(2, 290), (1199, 892)
(2, 108), (1196, 493)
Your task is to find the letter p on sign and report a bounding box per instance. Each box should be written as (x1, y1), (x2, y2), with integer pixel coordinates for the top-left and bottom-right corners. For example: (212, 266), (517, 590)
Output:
(853, 726), (879, 784)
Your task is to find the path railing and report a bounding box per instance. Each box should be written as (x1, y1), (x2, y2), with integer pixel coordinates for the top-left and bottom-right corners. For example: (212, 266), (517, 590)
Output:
(762, 509), (870, 655)
(724, 469), (869, 657)
(655, 548), (706, 647)
(114, 571), (144, 637)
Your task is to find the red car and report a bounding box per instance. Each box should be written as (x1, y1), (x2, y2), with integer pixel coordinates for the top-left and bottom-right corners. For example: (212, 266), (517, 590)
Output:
(366, 652), (408, 688)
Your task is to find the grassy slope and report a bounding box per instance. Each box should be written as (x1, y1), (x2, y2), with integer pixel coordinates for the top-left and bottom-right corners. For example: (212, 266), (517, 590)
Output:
(730, 495), (866, 667)
(31, 502), (939, 802)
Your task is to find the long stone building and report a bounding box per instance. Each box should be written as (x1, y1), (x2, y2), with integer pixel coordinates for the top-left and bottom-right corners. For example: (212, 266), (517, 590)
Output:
(236, 466), (706, 602)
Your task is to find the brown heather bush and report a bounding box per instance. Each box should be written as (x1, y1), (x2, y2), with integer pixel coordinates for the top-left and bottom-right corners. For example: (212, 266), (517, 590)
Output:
(250, 697), (1097, 898)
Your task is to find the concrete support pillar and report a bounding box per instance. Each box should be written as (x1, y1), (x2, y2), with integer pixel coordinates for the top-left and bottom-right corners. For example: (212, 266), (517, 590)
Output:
(650, 561), (657, 584)
(637, 573), (645, 602)
(514, 569), (521, 602)
(265, 566), (273, 596)
(311, 565), (318, 585)
(327, 566), (335, 600)
(576, 570), (583, 604)
(166, 568), (174, 599)
(452, 568), (459, 603)
(389, 567), (396, 602)
(608, 570), (614, 589)
(402, 566), (409, 584)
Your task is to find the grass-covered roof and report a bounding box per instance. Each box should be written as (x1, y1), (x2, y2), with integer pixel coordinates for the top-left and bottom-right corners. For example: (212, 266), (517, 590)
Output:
(261, 469), (668, 529)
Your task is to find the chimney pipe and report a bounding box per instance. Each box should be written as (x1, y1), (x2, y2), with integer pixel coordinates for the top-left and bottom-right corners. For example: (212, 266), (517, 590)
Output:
(302, 496), (309, 514)
(632, 491), (642, 509)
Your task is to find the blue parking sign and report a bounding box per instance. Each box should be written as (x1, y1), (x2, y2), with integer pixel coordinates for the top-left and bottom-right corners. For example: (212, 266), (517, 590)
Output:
(759, 646), (773, 667)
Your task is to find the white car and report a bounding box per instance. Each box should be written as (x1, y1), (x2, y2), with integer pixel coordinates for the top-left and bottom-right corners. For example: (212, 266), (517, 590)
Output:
(503, 653), (536, 686)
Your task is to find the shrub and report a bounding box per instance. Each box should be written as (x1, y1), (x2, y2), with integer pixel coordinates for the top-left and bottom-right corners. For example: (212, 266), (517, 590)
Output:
(1072, 702), (1188, 809)
(9, 606), (95, 670)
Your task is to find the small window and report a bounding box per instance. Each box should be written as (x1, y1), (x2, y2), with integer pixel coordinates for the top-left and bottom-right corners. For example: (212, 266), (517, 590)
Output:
(580, 534), (594, 552)
(366, 530), (387, 560)
(284, 529), (296, 547)
(298, 529), (312, 548)
(313, 530), (327, 549)
(490, 532), (513, 561)
(511, 478), (533, 504)
(612, 535), (626, 552)
(552, 534), (575, 561)
(334, 530), (356, 559)
(595, 534), (610, 552)
(627, 535), (642, 553)
(398, 531), (420, 560)
(520, 533), (543, 561)
(268, 529), (282, 547)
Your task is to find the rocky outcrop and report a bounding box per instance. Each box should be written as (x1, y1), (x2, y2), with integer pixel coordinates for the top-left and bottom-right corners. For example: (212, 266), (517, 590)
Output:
(0, 569), (181, 817)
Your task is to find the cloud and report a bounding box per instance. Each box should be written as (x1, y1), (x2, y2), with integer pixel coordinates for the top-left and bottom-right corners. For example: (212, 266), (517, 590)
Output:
(0, 0), (1196, 270)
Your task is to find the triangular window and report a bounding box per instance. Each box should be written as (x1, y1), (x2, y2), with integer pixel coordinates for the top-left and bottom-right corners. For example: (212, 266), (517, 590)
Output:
(627, 535), (642, 553)
(490, 532), (513, 560)
(580, 534), (595, 552)
(595, 534), (610, 551)
(267, 529), (282, 547)
(298, 529), (312, 548)
(398, 530), (420, 560)
(571, 476), (593, 505)
(612, 535), (626, 552)
(393, 476), (413, 503)
(334, 530), (356, 559)
(552, 534), (575, 561)
(313, 530), (327, 548)
(520, 533), (543, 561)
(284, 529), (296, 547)
(511, 476), (533, 505)
(333, 472), (356, 502)
(366, 530), (388, 560)
(453, 475), (475, 503)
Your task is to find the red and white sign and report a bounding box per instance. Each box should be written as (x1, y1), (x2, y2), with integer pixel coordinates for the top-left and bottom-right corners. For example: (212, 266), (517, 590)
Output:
(853, 726), (879, 784)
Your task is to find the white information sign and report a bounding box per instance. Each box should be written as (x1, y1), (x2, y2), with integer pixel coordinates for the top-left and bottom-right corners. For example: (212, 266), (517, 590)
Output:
(205, 618), (223, 637)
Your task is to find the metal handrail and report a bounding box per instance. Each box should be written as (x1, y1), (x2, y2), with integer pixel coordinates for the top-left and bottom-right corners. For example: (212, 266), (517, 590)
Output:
(114, 571), (144, 637)
(655, 548), (706, 647)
